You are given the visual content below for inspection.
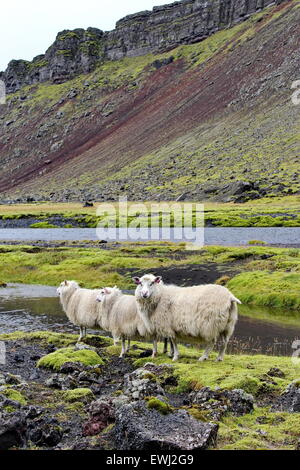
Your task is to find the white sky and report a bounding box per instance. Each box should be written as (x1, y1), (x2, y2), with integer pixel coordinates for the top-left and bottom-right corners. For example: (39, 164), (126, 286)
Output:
(0, 0), (175, 71)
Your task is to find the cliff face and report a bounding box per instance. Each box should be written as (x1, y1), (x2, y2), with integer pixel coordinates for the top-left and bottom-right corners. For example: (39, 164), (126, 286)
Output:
(1, 0), (284, 93)
(0, 0), (299, 203)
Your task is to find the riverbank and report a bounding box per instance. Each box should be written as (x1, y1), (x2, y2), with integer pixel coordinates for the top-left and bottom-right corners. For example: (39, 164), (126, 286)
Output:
(0, 331), (299, 450)
(0, 196), (300, 227)
(0, 243), (300, 316)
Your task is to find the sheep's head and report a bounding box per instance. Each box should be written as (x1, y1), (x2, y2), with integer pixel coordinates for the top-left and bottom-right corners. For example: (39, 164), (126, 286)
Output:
(57, 280), (79, 296)
(96, 286), (120, 303)
(133, 274), (162, 299)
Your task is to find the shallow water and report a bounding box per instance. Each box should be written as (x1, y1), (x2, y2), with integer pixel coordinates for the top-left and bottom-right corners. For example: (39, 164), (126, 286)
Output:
(0, 284), (299, 356)
(0, 227), (300, 245)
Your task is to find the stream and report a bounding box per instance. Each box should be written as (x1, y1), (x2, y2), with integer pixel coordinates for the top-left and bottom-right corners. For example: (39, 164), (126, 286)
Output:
(0, 284), (299, 357)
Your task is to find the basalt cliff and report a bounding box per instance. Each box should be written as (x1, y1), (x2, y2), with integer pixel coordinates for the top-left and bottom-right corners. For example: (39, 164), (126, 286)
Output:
(0, 0), (299, 202)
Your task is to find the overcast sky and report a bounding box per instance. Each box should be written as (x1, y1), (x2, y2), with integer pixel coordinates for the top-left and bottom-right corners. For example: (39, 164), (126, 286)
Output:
(0, 0), (174, 71)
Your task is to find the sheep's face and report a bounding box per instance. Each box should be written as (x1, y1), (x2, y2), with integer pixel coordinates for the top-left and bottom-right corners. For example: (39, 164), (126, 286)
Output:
(57, 280), (78, 296)
(133, 275), (162, 299)
(96, 286), (119, 303)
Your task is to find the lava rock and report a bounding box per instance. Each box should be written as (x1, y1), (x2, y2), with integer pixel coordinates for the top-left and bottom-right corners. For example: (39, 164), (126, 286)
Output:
(123, 363), (169, 400)
(267, 367), (285, 378)
(0, 412), (27, 450)
(83, 398), (115, 436)
(114, 401), (218, 451)
(272, 381), (300, 412)
(191, 387), (254, 419)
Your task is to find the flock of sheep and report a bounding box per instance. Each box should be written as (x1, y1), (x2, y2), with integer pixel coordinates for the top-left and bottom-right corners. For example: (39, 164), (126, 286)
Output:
(57, 274), (241, 362)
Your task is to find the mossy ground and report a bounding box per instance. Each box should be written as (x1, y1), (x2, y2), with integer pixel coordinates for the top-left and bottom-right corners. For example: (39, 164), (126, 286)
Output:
(63, 388), (94, 403)
(1, 331), (299, 450)
(0, 242), (300, 316)
(0, 331), (80, 347)
(1, 387), (27, 405)
(131, 342), (299, 395)
(37, 346), (104, 371)
(0, 197), (300, 227)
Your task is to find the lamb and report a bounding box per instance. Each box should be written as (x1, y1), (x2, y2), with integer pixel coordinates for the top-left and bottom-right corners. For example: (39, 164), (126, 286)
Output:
(57, 280), (105, 342)
(96, 287), (173, 359)
(133, 274), (241, 362)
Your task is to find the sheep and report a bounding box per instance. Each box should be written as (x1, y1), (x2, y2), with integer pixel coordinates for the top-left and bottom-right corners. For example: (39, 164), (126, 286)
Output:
(57, 280), (105, 342)
(133, 274), (241, 362)
(96, 287), (173, 359)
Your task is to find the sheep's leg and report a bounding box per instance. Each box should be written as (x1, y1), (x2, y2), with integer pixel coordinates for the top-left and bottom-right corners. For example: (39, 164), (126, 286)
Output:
(168, 338), (175, 358)
(113, 336), (120, 346)
(126, 339), (131, 353)
(169, 339), (175, 358)
(119, 337), (126, 358)
(171, 339), (179, 361)
(152, 339), (158, 358)
(199, 341), (215, 362)
(78, 326), (84, 342)
(216, 332), (229, 362)
(83, 327), (87, 339)
(163, 338), (168, 355)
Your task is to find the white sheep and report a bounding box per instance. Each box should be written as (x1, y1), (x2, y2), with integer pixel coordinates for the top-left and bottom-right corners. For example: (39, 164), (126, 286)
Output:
(96, 287), (173, 359)
(57, 280), (105, 342)
(133, 274), (241, 361)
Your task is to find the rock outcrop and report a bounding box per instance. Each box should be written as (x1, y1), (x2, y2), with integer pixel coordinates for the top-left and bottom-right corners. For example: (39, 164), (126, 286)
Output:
(114, 400), (219, 451)
(1, 0), (284, 93)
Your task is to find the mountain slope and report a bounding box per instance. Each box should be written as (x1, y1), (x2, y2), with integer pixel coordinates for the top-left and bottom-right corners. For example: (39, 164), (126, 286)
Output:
(0, 0), (299, 202)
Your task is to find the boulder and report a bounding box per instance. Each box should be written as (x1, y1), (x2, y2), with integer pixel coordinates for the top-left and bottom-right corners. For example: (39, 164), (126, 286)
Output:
(114, 401), (218, 451)
(0, 412), (27, 450)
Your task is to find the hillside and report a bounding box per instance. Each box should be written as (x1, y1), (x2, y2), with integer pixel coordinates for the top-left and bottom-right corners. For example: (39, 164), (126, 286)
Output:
(0, 0), (299, 203)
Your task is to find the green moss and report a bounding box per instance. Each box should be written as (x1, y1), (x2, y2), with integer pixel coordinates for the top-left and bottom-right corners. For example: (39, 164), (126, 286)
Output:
(63, 388), (94, 403)
(218, 407), (300, 450)
(146, 397), (172, 415)
(29, 222), (58, 228)
(37, 347), (104, 371)
(132, 343), (299, 396)
(0, 331), (79, 347)
(187, 406), (211, 422)
(2, 388), (27, 405)
(228, 271), (300, 310)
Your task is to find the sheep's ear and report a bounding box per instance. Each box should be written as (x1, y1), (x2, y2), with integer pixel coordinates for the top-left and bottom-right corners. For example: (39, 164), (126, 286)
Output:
(132, 277), (141, 285)
(154, 276), (162, 284)
(104, 287), (111, 294)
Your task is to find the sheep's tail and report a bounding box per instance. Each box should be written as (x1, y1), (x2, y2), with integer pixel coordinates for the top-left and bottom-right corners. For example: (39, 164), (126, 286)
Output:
(231, 294), (242, 305)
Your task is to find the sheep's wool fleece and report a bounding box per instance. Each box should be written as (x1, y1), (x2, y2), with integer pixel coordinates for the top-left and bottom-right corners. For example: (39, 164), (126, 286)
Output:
(137, 283), (238, 343)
